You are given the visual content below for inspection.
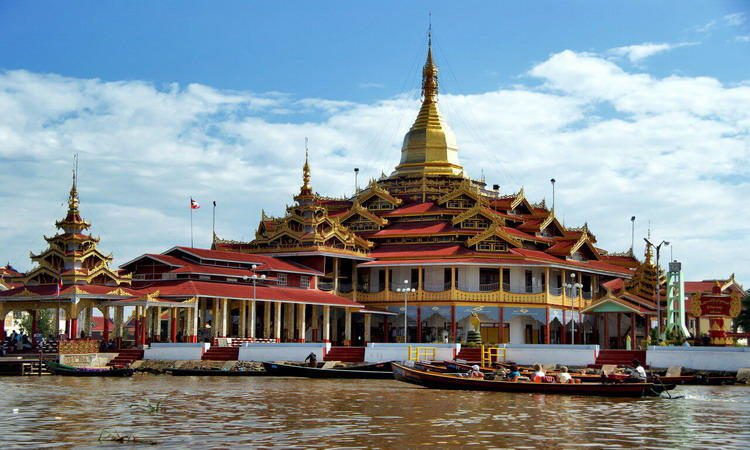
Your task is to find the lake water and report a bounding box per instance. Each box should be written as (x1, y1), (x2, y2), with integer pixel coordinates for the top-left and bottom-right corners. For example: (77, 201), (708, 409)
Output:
(1, 375), (749, 448)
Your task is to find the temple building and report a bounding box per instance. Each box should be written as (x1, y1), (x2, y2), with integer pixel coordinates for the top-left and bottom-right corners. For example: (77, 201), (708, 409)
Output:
(0, 175), (140, 342)
(214, 37), (657, 347)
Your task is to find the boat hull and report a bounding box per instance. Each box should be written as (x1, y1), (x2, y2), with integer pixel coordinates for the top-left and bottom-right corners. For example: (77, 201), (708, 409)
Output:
(263, 362), (394, 379)
(46, 362), (133, 377)
(393, 363), (674, 397)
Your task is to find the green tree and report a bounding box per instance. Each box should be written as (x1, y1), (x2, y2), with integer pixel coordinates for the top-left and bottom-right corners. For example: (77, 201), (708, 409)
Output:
(15, 309), (57, 337)
(733, 292), (750, 333)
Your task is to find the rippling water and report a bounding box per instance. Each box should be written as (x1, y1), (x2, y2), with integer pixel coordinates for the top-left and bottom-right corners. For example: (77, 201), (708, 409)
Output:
(1, 375), (749, 449)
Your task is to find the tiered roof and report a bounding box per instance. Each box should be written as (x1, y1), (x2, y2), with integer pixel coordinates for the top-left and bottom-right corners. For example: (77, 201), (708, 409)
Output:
(214, 37), (638, 279)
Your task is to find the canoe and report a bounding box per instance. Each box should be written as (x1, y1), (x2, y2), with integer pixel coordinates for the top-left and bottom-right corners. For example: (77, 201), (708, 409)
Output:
(336, 361), (392, 372)
(46, 361), (134, 377)
(392, 363), (675, 397)
(262, 362), (394, 379)
(167, 368), (270, 377)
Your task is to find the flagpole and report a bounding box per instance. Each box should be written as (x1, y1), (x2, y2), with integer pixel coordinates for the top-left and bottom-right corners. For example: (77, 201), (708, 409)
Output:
(212, 201), (216, 243)
(190, 197), (194, 248)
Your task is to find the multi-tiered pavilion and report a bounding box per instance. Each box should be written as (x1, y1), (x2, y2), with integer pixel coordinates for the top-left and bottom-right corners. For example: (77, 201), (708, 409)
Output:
(214, 38), (665, 348)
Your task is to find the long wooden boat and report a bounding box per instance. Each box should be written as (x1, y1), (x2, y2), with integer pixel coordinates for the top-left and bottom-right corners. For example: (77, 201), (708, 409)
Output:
(336, 361), (392, 372)
(392, 363), (675, 397)
(262, 362), (394, 379)
(166, 368), (270, 377)
(46, 361), (134, 377)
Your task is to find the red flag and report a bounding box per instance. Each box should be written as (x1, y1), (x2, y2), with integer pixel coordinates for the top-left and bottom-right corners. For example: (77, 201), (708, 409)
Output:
(56, 279), (63, 297)
(190, 198), (200, 209)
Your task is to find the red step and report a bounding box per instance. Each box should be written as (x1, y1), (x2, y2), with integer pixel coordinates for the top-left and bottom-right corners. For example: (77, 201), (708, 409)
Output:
(107, 349), (144, 367)
(324, 347), (365, 362)
(202, 346), (239, 361)
(455, 347), (482, 363)
(591, 350), (647, 368)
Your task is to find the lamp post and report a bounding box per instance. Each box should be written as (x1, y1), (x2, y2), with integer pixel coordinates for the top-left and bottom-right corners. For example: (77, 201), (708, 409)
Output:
(396, 279), (415, 343)
(243, 266), (266, 337)
(550, 178), (556, 212)
(644, 238), (669, 337)
(564, 273), (583, 344)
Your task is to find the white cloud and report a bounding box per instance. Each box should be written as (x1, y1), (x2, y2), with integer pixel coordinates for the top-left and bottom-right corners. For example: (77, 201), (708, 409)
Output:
(736, 35), (750, 43)
(0, 51), (749, 285)
(608, 42), (697, 63)
(724, 12), (747, 27)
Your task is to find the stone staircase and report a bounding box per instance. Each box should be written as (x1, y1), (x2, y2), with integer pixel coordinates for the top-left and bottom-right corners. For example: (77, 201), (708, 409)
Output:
(324, 346), (365, 362)
(107, 349), (144, 368)
(202, 346), (239, 361)
(591, 350), (647, 368)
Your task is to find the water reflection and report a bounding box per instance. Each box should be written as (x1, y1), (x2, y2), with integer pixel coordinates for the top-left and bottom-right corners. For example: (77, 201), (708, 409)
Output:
(1, 376), (749, 448)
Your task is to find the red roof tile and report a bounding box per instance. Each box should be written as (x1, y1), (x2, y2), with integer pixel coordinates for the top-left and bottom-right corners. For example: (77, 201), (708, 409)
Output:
(381, 202), (449, 216)
(367, 221), (464, 237)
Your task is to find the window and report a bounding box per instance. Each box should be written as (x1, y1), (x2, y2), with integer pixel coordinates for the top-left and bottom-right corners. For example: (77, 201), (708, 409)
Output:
(300, 276), (310, 288)
(277, 273), (287, 286)
(525, 270), (533, 293)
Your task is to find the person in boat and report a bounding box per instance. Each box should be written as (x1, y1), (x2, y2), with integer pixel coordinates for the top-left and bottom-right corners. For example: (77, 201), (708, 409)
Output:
(532, 364), (546, 382)
(304, 352), (318, 368)
(628, 359), (647, 381)
(507, 365), (522, 381)
(557, 366), (573, 384)
(469, 365), (484, 378)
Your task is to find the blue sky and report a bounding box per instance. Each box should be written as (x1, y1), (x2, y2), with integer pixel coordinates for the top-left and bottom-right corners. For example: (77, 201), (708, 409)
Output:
(0, 1), (749, 283)
(2, 1), (748, 102)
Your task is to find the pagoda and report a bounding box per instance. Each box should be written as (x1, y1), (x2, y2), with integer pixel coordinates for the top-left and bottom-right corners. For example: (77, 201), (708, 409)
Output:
(216, 33), (646, 347)
(0, 173), (136, 342)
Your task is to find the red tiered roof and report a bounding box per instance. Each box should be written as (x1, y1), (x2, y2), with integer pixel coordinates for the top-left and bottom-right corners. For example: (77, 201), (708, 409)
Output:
(382, 202), (449, 216)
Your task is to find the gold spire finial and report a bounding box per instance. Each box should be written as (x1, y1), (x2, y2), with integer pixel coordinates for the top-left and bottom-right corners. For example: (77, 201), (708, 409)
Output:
(392, 24), (464, 178)
(68, 154), (80, 213)
(300, 137), (313, 196)
(422, 22), (438, 103)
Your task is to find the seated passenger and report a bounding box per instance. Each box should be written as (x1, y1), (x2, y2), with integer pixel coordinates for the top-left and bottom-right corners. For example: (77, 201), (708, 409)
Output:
(469, 364), (484, 378)
(557, 366), (573, 384)
(628, 359), (647, 381)
(532, 363), (546, 382)
(507, 365), (522, 382)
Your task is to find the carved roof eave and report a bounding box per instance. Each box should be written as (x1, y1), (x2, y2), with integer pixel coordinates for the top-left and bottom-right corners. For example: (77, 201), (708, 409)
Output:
(85, 265), (131, 285)
(55, 217), (91, 229)
(539, 212), (565, 235)
(357, 182), (402, 206)
(43, 233), (100, 244)
(437, 179), (485, 206)
(21, 266), (60, 284)
(570, 232), (601, 260)
(452, 204), (503, 226)
(466, 223), (522, 248)
(339, 203), (388, 226)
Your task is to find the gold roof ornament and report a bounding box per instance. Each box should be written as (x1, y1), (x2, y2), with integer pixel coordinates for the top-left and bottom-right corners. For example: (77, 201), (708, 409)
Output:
(392, 28), (464, 178)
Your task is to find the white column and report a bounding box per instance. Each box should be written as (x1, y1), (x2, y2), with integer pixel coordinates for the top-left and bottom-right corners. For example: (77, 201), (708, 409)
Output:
(344, 308), (352, 345)
(274, 302), (282, 341)
(323, 305), (331, 342)
(239, 301), (247, 338)
(223, 299), (231, 337)
(333, 258), (340, 293)
(249, 300), (256, 339)
(192, 303), (199, 341)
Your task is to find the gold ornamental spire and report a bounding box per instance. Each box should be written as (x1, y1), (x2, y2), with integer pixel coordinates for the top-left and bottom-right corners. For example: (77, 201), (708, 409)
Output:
(392, 27), (464, 178)
(300, 138), (313, 197)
